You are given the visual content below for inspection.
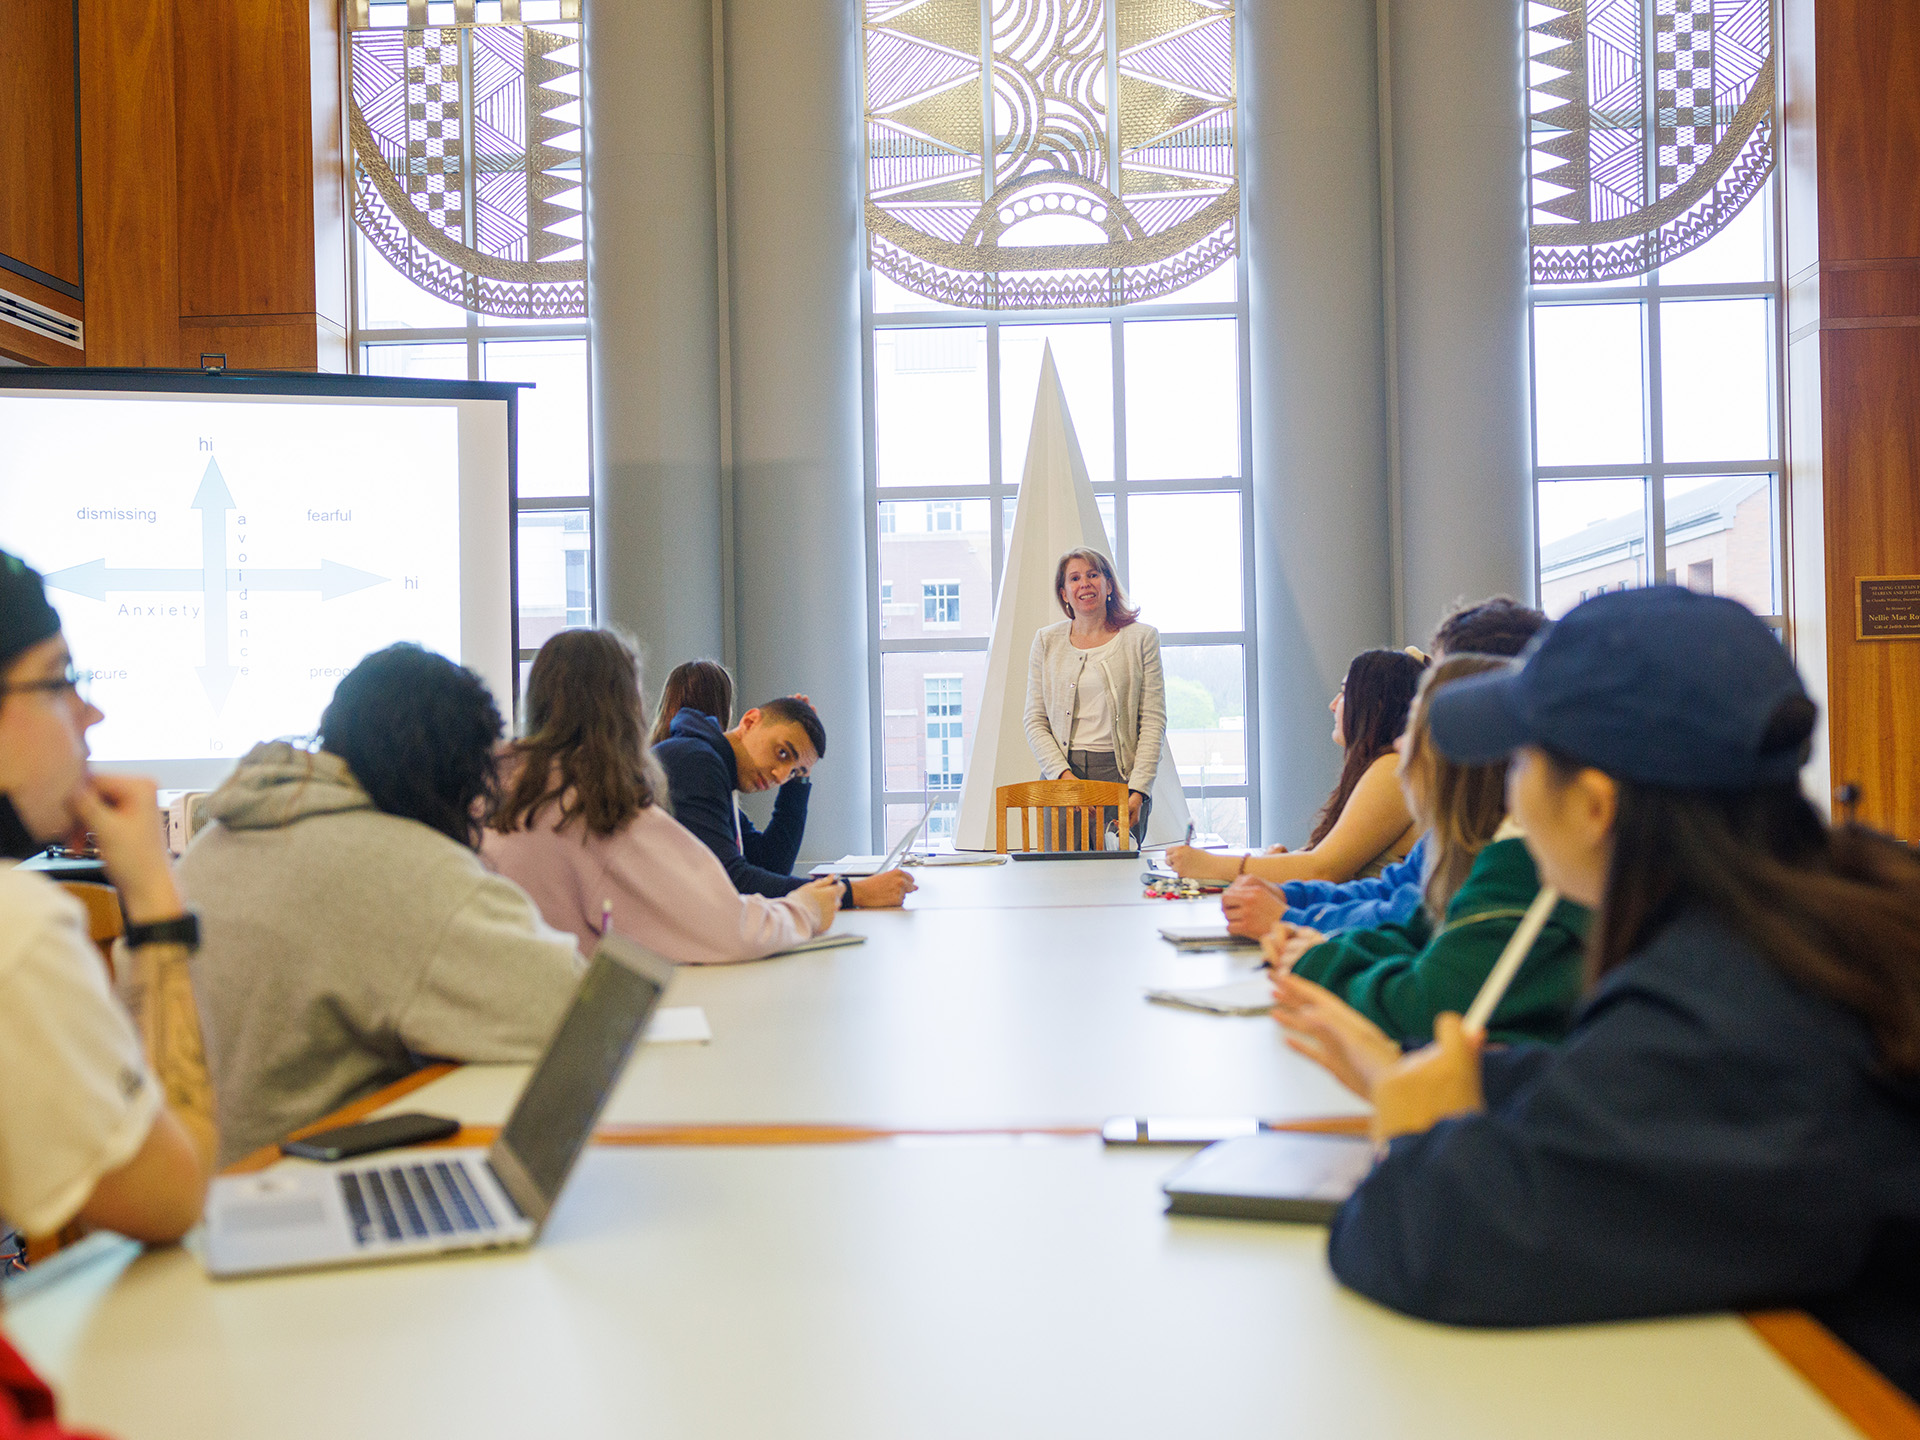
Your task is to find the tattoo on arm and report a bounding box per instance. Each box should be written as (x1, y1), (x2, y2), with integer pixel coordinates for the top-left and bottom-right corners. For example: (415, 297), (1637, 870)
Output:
(117, 941), (218, 1172)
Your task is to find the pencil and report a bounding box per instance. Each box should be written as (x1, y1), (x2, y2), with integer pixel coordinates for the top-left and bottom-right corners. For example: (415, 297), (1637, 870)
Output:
(1460, 886), (1561, 1036)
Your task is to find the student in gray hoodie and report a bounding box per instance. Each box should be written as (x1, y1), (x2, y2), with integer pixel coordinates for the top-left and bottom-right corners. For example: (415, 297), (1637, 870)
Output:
(179, 644), (584, 1167)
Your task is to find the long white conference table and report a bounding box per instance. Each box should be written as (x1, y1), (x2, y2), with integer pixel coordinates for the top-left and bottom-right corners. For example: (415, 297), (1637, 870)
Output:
(1, 856), (1901, 1439)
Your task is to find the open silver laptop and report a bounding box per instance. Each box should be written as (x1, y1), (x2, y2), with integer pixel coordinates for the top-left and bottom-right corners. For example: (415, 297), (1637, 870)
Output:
(202, 933), (674, 1279)
(808, 800), (933, 878)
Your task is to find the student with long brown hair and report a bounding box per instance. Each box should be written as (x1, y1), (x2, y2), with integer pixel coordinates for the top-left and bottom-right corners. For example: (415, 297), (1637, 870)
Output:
(1169, 648), (1426, 884)
(1275, 589), (1920, 1400)
(1263, 654), (1587, 1045)
(484, 629), (843, 961)
(650, 658), (734, 748)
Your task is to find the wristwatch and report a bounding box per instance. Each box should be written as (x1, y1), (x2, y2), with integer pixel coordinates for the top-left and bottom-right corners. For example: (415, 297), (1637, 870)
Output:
(123, 913), (201, 951)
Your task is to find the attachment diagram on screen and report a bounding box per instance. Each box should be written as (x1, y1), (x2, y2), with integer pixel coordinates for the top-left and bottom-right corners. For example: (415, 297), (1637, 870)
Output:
(0, 394), (463, 764)
(45, 458), (388, 712)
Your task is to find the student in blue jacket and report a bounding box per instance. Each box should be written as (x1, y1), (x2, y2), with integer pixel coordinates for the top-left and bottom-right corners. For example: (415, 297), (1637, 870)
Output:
(652, 698), (914, 908)
(1276, 587), (1920, 1401)
(1222, 596), (1546, 939)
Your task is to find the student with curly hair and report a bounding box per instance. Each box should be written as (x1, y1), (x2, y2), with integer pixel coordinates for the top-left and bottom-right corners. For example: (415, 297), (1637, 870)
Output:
(178, 643), (583, 1167)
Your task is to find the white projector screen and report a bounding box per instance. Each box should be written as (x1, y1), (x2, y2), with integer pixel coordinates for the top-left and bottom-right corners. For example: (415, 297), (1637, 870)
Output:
(0, 371), (518, 790)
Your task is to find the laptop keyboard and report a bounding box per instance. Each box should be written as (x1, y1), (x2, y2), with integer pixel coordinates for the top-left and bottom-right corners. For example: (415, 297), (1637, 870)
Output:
(339, 1161), (498, 1247)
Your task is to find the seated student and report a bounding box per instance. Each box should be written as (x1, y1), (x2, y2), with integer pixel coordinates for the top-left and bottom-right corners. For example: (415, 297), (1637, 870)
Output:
(0, 552), (214, 1247)
(1168, 649), (1426, 885)
(179, 644), (584, 1168)
(654, 694), (915, 908)
(1262, 654), (1587, 1045)
(650, 658), (734, 748)
(1222, 597), (1548, 939)
(485, 630), (842, 959)
(1274, 589), (1920, 1401)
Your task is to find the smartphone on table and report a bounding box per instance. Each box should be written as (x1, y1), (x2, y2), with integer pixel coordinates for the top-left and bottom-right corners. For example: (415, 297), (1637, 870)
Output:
(279, 1112), (461, 1162)
(1102, 1117), (1269, 1146)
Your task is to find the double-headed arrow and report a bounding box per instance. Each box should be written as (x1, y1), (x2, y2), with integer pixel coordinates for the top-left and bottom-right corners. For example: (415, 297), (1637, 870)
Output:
(42, 459), (389, 712)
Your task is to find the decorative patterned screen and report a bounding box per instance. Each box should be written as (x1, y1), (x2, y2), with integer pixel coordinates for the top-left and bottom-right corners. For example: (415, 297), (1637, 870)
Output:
(348, 3), (585, 318)
(1528, 0), (1773, 284)
(863, 0), (1238, 310)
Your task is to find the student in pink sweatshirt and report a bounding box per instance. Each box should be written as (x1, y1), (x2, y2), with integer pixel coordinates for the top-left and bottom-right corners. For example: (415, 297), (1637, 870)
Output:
(482, 629), (844, 962)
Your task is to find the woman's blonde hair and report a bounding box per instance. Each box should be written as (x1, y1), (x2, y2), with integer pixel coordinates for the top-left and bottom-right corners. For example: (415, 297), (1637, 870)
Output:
(1399, 653), (1513, 917)
(1053, 547), (1140, 628)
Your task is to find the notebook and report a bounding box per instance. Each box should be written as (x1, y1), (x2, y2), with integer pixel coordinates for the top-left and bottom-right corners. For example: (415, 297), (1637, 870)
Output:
(1157, 922), (1260, 951)
(1144, 977), (1275, 1015)
(1162, 1131), (1378, 1223)
(769, 932), (868, 957)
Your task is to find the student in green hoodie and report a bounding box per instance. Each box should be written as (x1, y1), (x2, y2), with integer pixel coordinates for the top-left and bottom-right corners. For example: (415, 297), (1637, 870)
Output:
(1263, 653), (1588, 1045)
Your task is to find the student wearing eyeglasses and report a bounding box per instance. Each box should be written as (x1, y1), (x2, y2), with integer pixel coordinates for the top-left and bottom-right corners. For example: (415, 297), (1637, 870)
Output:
(0, 550), (216, 1251)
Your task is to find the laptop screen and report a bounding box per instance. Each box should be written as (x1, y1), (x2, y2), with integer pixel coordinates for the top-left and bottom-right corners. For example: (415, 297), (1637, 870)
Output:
(493, 935), (672, 1215)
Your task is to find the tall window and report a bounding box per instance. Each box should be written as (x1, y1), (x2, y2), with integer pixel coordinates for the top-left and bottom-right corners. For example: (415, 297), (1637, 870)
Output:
(347, 3), (591, 692)
(925, 675), (965, 790)
(1526, 0), (1783, 623)
(862, 0), (1255, 850)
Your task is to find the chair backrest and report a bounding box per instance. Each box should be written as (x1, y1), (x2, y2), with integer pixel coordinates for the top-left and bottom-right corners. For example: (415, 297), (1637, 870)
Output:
(60, 881), (123, 980)
(995, 779), (1132, 853)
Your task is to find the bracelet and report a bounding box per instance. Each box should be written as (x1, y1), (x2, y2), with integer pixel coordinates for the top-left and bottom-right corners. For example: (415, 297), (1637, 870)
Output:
(123, 913), (201, 951)
(1237, 854), (1250, 877)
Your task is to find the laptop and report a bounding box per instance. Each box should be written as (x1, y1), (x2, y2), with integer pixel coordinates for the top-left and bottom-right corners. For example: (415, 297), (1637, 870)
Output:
(202, 933), (674, 1279)
(808, 800), (933, 877)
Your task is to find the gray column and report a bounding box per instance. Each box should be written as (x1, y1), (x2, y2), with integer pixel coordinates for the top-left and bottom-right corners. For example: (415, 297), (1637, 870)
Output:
(723, 0), (870, 858)
(1245, 0), (1395, 842)
(1384, 0), (1533, 641)
(585, 0), (725, 674)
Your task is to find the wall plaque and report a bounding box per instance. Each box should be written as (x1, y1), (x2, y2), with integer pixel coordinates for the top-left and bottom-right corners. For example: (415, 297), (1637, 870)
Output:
(1856, 575), (1920, 640)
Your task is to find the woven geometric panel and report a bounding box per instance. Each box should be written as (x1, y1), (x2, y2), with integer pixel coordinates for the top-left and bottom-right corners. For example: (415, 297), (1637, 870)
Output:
(348, 19), (585, 318)
(865, 0), (1238, 311)
(1529, 0), (1773, 284)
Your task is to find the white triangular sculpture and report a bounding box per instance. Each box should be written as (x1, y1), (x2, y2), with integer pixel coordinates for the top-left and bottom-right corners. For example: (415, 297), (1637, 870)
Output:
(954, 345), (1191, 850)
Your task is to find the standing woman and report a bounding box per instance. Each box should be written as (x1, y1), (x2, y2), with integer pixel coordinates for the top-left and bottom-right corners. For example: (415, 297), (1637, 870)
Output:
(1024, 547), (1165, 843)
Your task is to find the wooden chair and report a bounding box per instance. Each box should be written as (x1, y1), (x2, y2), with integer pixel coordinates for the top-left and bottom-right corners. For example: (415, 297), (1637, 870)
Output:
(60, 881), (123, 981)
(995, 779), (1132, 853)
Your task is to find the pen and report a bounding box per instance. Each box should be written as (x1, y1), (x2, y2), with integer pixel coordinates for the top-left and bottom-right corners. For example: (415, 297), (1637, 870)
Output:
(601, 900), (613, 936)
(1184, 822), (1195, 846)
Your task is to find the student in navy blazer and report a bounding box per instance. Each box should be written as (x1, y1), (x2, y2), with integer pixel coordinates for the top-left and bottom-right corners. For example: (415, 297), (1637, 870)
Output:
(1275, 588), (1920, 1401)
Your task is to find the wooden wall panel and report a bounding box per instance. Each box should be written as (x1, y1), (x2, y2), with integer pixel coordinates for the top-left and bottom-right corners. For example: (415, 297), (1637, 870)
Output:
(1783, 0), (1920, 837)
(1811, 0), (1920, 264)
(0, 0), (83, 294)
(1821, 327), (1920, 835)
(77, 0), (179, 366)
(178, 313), (346, 372)
(310, 0), (347, 333)
(173, 0), (317, 319)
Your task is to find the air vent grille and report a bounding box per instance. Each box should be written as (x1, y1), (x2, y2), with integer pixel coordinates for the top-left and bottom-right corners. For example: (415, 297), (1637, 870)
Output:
(0, 286), (84, 349)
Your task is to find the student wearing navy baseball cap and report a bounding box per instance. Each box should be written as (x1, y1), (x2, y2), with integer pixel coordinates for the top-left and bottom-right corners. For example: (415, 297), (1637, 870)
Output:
(1277, 588), (1920, 1399)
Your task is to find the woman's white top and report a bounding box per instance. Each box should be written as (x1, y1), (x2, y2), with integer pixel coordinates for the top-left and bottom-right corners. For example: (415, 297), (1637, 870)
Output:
(1024, 620), (1166, 794)
(1066, 634), (1119, 752)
